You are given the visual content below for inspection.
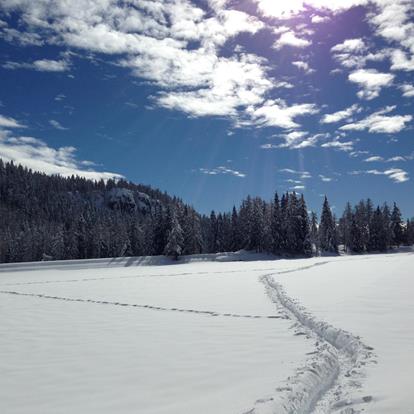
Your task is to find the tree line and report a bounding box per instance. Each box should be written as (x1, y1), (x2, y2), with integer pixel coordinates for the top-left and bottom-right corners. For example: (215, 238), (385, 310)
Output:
(0, 159), (413, 263)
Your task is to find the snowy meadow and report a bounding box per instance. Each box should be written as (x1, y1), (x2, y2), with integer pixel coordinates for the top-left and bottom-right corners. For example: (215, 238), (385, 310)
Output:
(1, 250), (413, 414)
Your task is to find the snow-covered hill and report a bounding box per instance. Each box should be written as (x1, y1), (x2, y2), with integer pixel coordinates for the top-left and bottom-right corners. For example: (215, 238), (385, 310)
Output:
(0, 251), (413, 413)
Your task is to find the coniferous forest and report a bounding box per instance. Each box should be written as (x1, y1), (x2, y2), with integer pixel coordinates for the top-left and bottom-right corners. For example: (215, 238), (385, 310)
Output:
(1, 159), (413, 263)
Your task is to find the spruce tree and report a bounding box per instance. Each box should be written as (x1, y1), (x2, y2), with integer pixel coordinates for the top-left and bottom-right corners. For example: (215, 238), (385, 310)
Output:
(298, 195), (312, 256)
(319, 196), (338, 253)
(391, 202), (404, 246)
(164, 210), (184, 260)
(368, 207), (387, 251)
(310, 212), (319, 254)
(350, 218), (364, 253)
(339, 202), (353, 252)
(271, 192), (282, 254)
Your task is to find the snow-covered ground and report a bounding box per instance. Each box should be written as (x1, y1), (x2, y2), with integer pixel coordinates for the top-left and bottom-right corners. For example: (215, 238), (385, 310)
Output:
(0, 250), (413, 413)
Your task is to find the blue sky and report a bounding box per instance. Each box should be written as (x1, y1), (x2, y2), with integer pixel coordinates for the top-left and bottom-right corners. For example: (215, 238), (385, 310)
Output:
(0, 0), (413, 215)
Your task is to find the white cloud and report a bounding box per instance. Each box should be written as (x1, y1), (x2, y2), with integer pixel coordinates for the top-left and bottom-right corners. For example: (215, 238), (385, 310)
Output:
(340, 106), (412, 133)
(319, 174), (333, 182)
(0, 0), (271, 123)
(247, 99), (319, 129)
(54, 94), (66, 101)
(279, 168), (312, 179)
(49, 120), (68, 130)
(400, 83), (414, 97)
(156, 53), (272, 117)
(348, 69), (394, 100)
(370, 1), (414, 51)
(390, 50), (414, 71)
(0, 114), (25, 129)
(369, 1), (414, 72)
(273, 26), (290, 35)
(350, 168), (409, 183)
(274, 31), (311, 49)
(0, 131), (122, 180)
(384, 168), (409, 183)
(320, 104), (360, 123)
(0, 27), (44, 46)
(260, 143), (278, 149)
(255, 0), (368, 19)
(387, 156), (406, 162)
(292, 60), (315, 74)
(274, 81), (294, 89)
(199, 166), (246, 177)
(364, 156), (384, 162)
(276, 131), (326, 149)
(364, 155), (407, 162)
(331, 38), (366, 53)
(321, 140), (354, 152)
(3, 58), (70, 72)
(311, 15), (330, 23)
(330, 38), (371, 68)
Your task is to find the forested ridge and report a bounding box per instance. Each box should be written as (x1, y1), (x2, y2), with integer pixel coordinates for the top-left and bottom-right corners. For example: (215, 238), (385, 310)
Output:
(1, 159), (413, 263)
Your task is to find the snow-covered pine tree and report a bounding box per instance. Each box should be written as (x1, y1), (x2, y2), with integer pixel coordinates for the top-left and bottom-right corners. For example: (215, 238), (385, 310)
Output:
(164, 209), (184, 260)
(350, 217), (364, 253)
(250, 197), (265, 252)
(391, 202), (404, 246)
(339, 202), (353, 252)
(368, 206), (387, 251)
(406, 219), (414, 245)
(298, 194), (312, 257)
(271, 192), (282, 254)
(310, 211), (319, 254)
(319, 196), (338, 253)
(381, 203), (392, 250)
(230, 206), (241, 251)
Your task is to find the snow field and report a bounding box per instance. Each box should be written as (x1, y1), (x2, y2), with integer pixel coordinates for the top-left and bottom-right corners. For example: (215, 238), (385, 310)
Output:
(0, 259), (313, 414)
(1, 251), (413, 413)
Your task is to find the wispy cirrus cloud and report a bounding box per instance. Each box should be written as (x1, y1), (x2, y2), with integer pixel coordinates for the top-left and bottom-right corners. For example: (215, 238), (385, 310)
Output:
(3, 58), (70, 72)
(199, 166), (246, 178)
(365, 155), (408, 162)
(321, 139), (354, 152)
(350, 168), (409, 183)
(49, 120), (68, 130)
(279, 168), (312, 179)
(319, 174), (333, 182)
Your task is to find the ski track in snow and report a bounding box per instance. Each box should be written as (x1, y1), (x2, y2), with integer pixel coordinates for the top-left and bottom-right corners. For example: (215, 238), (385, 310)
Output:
(250, 262), (376, 414)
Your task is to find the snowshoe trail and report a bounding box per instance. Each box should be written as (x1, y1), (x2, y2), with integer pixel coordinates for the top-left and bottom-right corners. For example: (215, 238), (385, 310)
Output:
(250, 266), (376, 414)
